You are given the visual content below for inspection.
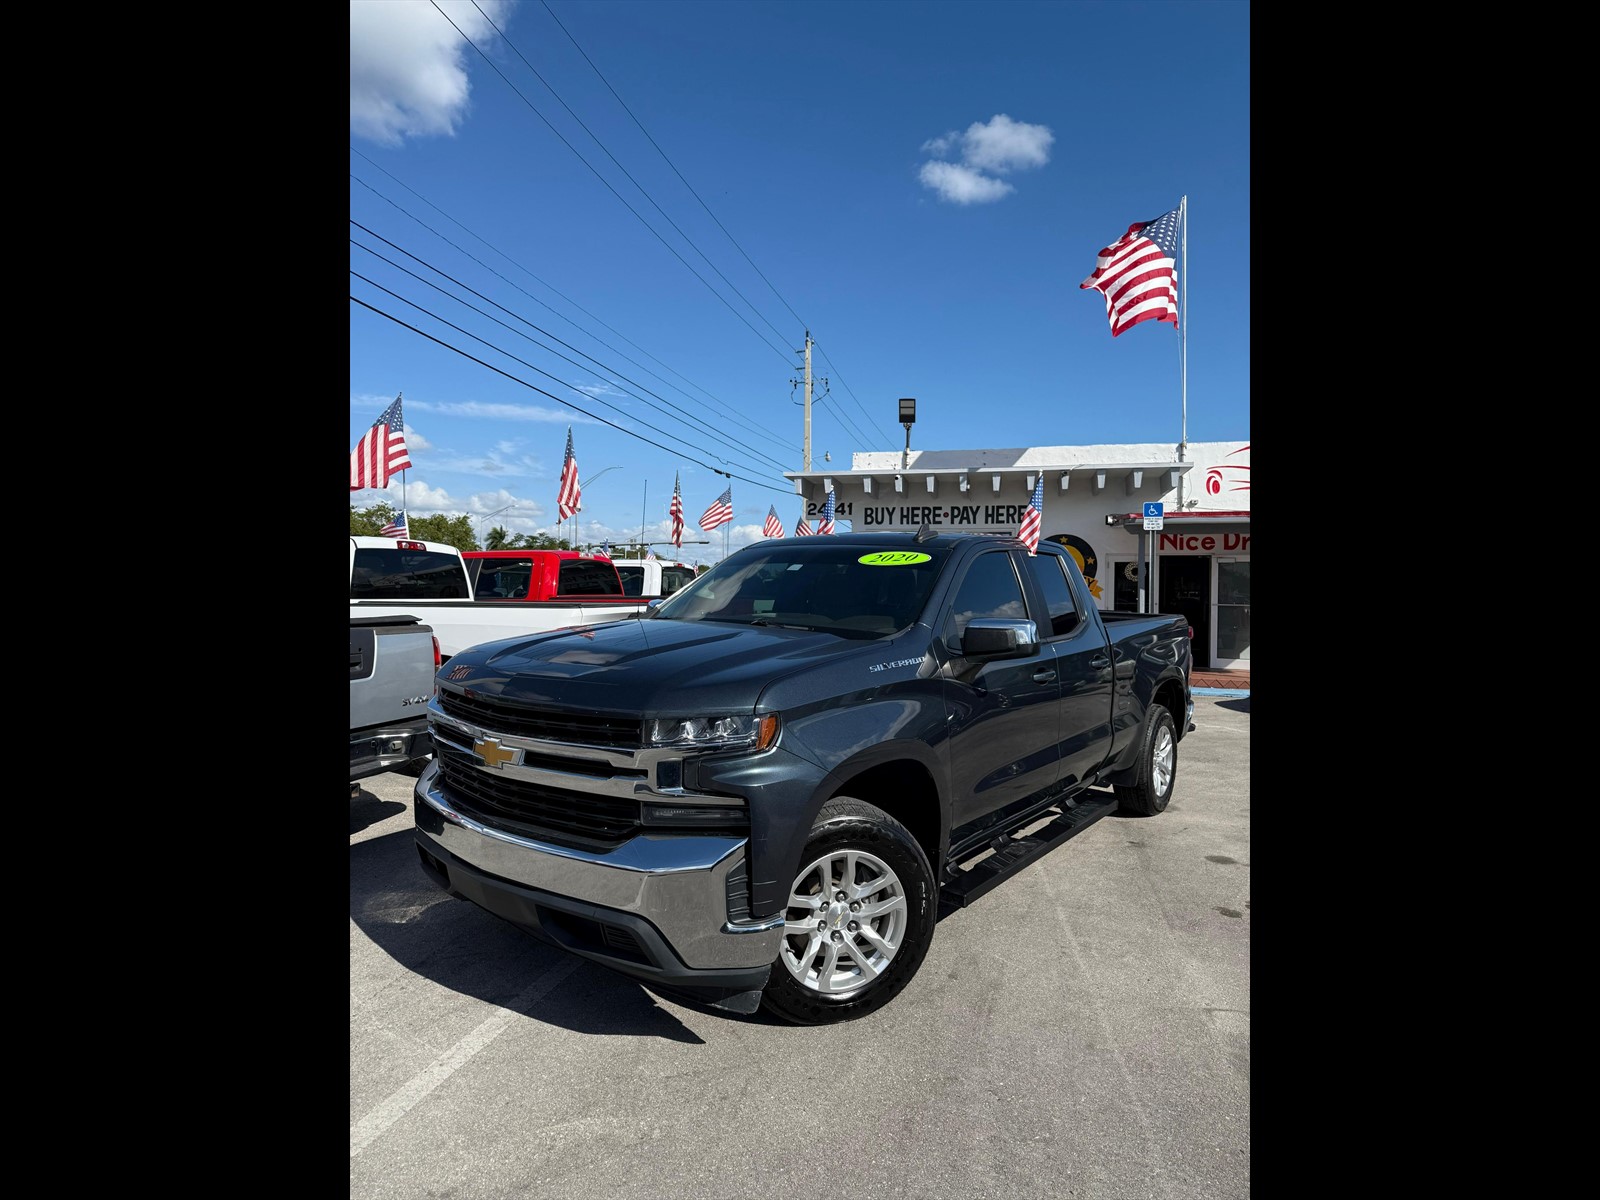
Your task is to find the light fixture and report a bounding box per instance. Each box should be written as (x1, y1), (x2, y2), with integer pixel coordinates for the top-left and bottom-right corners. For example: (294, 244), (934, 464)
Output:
(894, 474), (904, 493)
(959, 473), (970, 492)
(992, 475), (1002, 493)
(1060, 472), (1070, 491)
(899, 398), (916, 469)
(863, 476), (873, 494)
(926, 475), (936, 494)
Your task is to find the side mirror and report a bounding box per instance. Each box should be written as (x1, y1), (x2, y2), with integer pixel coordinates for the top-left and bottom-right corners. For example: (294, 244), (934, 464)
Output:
(961, 618), (1039, 658)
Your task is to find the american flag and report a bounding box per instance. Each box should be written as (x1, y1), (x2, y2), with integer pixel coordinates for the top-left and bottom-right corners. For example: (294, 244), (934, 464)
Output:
(763, 505), (784, 538)
(380, 514), (408, 539)
(1079, 206), (1180, 338)
(645, 548), (657, 561)
(794, 514), (813, 537)
(669, 473), (684, 547)
(557, 427), (581, 520)
(817, 489), (836, 535)
(1018, 475), (1043, 554)
(599, 541), (611, 558)
(699, 486), (733, 531)
(350, 396), (412, 490)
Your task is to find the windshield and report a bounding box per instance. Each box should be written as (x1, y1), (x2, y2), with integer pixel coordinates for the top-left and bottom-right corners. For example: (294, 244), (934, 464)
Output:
(653, 543), (948, 637)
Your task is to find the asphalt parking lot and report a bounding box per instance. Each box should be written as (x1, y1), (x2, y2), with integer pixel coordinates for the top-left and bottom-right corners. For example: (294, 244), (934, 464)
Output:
(351, 693), (1249, 1199)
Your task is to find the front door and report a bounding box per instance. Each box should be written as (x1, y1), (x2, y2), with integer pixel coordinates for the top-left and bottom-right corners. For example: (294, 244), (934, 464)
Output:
(1158, 555), (1211, 670)
(1213, 558), (1250, 670)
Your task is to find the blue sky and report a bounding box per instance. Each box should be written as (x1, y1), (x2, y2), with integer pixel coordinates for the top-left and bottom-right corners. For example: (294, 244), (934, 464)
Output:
(350, 0), (1249, 562)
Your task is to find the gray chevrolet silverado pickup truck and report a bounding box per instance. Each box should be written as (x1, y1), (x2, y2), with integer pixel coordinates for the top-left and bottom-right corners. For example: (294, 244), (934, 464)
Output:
(413, 531), (1192, 1022)
(351, 613), (439, 794)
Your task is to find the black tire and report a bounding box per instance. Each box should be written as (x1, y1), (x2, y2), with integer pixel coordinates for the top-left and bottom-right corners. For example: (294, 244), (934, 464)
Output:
(1115, 704), (1177, 816)
(760, 797), (937, 1025)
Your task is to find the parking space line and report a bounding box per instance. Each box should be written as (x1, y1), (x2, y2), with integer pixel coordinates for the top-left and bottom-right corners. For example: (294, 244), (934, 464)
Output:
(350, 957), (582, 1157)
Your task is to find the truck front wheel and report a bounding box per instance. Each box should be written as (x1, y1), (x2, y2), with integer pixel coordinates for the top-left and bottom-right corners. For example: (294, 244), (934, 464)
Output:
(760, 798), (936, 1025)
(1115, 704), (1177, 816)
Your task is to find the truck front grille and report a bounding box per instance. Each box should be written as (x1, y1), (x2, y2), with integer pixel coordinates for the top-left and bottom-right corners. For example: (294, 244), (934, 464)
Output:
(435, 742), (641, 849)
(439, 689), (643, 751)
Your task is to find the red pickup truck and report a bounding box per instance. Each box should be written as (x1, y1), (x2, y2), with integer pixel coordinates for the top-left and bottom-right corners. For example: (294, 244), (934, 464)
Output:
(461, 549), (643, 605)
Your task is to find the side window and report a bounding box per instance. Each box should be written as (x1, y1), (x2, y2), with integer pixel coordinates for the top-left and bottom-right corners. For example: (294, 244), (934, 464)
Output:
(353, 548), (471, 599)
(1025, 553), (1081, 637)
(558, 559), (623, 596)
(943, 552), (1027, 648)
(616, 566), (644, 597)
(480, 559), (532, 599)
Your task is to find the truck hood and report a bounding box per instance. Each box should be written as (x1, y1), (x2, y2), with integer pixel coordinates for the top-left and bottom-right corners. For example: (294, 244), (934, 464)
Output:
(444, 616), (874, 714)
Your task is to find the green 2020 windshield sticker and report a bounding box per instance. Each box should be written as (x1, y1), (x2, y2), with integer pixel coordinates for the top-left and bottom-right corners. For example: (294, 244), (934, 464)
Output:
(858, 551), (932, 566)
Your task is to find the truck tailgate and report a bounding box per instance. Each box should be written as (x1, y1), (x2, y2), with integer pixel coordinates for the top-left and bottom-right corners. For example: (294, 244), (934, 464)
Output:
(350, 619), (436, 728)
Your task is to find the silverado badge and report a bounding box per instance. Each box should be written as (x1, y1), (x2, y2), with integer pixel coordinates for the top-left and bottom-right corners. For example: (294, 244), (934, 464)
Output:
(472, 737), (517, 769)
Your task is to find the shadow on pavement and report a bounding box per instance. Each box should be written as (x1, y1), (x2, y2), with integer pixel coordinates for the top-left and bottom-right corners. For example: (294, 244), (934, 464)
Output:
(352, 826), (714, 1042)
(350, 790), (406, 834)
(1217, 696), (1250, 713)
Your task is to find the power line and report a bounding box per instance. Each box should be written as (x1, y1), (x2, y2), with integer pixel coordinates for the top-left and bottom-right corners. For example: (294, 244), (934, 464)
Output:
(812, 341), (895, 446)
(539, 0), (898, 446)
(351, 269), (791, 486)
(351, 293), (795, 497)
(350, 227), (794, 472)
(430, 0), (796, 366)
(350, 158), (796, 455)
(473, 0), (798, 352)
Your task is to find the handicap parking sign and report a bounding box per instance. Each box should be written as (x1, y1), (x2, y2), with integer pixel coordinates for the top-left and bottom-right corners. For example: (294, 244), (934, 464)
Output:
(1143, 502), (1164, 530)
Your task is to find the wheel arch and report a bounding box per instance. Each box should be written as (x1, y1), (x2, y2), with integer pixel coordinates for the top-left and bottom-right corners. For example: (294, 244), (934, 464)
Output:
(820, 744), (947, 877)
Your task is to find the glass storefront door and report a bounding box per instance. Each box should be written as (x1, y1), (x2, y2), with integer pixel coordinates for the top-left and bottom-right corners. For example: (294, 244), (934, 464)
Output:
(1213, 558), (1250, 669)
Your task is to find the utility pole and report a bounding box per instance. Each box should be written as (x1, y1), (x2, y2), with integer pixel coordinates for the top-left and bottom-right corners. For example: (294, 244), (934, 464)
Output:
(801, 331), (813, 471)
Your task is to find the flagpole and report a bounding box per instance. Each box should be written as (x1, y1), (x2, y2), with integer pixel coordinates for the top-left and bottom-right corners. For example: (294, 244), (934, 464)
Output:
(1178, 194), (1188, 504)
(640, 480), (647, 557)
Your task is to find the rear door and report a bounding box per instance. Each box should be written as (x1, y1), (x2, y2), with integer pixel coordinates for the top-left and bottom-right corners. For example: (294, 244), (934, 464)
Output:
(1022, 550), (1115, 790)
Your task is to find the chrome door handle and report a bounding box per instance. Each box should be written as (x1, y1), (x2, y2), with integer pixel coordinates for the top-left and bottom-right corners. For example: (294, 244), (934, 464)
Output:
(1090, 656), (1111, 669)
(1032, 670), (1056, 683)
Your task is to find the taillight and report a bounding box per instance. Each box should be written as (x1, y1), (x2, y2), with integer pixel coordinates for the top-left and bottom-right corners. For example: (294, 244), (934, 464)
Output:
(432, 636), (441, 669)
(1187, 626), (1194, 639)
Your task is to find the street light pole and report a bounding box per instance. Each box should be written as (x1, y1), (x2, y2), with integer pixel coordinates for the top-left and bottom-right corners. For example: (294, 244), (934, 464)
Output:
(573, 465), (623, 548)
(477, 502), (519, 544)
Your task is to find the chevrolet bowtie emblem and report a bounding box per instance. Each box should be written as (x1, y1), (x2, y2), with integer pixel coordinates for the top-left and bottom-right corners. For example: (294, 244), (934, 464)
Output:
(472, 737), (517, 769)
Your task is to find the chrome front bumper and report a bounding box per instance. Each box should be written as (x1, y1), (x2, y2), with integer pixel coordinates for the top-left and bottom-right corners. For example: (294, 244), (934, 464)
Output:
(413, 761), (783, 973)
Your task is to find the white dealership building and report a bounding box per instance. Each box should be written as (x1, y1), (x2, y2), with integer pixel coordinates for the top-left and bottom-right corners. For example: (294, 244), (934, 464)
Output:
(784, 440), (1250, 672)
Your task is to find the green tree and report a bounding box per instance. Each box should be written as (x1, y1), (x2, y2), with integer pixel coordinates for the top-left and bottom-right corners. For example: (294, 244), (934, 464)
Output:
(349, 503), (481, 551)
(410, 512), (476, 549)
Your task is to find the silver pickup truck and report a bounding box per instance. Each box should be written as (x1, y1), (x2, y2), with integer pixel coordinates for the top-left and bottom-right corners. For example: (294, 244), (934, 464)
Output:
(350, 613), (439, 795)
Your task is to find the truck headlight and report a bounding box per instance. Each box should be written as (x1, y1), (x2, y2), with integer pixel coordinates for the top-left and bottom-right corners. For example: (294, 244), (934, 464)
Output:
(647, 713), (779, 751)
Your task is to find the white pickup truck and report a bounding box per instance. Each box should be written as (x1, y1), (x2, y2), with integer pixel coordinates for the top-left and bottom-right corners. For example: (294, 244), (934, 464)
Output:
(609, 557), (697, 599)
(350, 537), (650, 662)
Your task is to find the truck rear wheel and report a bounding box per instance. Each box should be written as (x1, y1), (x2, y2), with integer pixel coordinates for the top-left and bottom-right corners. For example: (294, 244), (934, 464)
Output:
(1115, 704), (1177, 816)
(760, 798), (936, 1025)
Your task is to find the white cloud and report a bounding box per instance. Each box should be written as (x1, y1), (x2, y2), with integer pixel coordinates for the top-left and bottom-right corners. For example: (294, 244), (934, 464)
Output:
(918, 161), (1015, 205)
(917, 113), (1053, 205)
(350, 0), (514, 145)
(959, 114), (1054, 173)
(417, 399), (598, 424)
